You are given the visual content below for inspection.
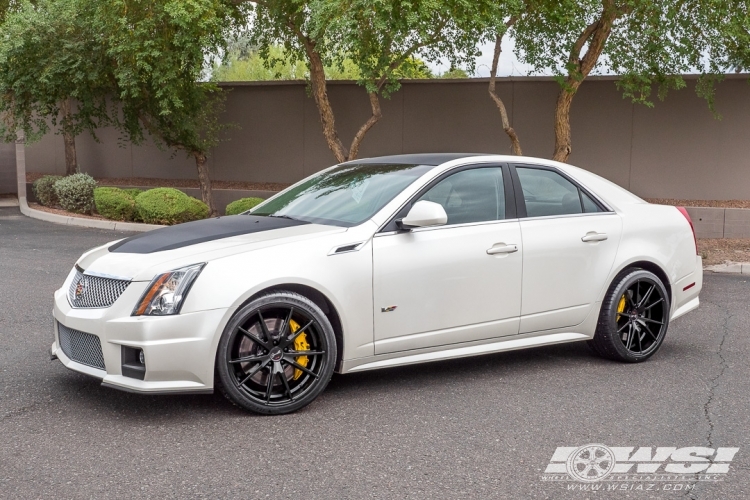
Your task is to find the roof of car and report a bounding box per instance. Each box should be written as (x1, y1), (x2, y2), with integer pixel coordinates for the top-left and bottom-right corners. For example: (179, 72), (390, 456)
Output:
(343, 153), (487, 166)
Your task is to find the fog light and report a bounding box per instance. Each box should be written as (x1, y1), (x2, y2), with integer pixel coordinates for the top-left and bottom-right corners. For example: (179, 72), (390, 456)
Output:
(139, 350), (145, 365)
(121, 345), (146, 380)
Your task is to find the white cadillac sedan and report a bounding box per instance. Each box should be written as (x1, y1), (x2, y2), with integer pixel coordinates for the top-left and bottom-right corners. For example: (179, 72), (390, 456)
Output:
(51, 154), (702, 414)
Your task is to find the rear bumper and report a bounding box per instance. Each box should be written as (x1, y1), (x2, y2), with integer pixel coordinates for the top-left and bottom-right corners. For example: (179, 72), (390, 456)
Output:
(52, 284), (227, 394)
(670, 255), (703, 322)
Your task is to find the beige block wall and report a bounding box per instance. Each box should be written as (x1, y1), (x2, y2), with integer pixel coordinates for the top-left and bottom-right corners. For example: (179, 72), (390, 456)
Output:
(22, 75), (750, 200)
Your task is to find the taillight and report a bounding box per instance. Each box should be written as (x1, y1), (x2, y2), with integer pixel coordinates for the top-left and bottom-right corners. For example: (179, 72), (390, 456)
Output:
(676, 206), (698, 255)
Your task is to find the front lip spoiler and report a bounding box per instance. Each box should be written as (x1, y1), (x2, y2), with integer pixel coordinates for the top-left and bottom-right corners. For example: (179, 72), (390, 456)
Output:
(100, 382), (213, 396)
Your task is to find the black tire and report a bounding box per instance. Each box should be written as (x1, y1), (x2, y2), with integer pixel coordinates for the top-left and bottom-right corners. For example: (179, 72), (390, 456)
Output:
(588, 269), (670, 362)
(216, 291), (336, 415)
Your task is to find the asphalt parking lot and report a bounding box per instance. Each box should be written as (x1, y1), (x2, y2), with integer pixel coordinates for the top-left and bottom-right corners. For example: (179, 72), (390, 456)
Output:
(1, 205), (749, 499)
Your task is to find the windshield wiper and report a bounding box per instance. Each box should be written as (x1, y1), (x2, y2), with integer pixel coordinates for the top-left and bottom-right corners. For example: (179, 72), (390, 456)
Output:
(267, 214), (302, 222)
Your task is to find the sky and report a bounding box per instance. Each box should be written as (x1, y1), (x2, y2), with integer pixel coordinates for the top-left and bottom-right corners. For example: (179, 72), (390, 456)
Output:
(427, 35), (536, 77)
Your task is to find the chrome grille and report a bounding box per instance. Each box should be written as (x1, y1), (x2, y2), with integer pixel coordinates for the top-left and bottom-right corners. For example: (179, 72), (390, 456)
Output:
(68, 270), (130, 309)
(57, 323), (105, 370)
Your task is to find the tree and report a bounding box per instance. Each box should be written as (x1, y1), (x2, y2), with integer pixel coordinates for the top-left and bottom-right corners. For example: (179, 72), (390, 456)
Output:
(94, 0), (245, 216)
(0, 0), (113, 175)
(248, 0), (500, 163)
(488, 10), (523, 155)
(512, 0), (707, 162)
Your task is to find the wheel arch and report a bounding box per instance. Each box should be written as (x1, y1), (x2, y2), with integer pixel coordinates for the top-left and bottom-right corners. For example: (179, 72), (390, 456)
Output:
(610, 260), (672, 305)
(237, 283), (345, 373)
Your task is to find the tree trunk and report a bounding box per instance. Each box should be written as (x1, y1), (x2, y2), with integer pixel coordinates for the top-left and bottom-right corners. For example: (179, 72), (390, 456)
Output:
(488, 31), (522, 156)
(348, 92), (382, 160)
(552, 2), (618, 163)
(306, 45), (348, 163)
(194, 152), (217, 217)
(552, 88), (576, 162)
(61, 98), (77, 175)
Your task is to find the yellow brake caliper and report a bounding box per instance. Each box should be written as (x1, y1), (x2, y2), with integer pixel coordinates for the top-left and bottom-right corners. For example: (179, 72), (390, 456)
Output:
(289, 319), (310, 380)
(617, 295), (627, 315)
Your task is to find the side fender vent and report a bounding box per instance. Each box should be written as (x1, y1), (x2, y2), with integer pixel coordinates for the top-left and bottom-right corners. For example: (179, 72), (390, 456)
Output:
(329, 242), (365, 255)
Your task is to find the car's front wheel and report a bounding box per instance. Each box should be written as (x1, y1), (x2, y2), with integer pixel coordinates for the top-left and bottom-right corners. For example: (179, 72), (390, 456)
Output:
(216, 292), (336, 414)
(588, 269), (670, 362)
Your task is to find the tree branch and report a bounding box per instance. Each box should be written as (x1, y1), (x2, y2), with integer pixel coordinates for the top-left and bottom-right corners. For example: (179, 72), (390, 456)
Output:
(488, 16), (522, 155)
(348, 92), (382, 160)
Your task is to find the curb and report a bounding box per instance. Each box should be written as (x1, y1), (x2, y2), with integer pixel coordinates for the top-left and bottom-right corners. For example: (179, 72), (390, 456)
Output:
(704, 262), (750, 275)
(18, 197), (163, 233)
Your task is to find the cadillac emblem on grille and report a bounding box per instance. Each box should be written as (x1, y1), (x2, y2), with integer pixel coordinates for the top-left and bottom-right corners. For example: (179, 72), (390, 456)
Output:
(68, 269), (130, 309)
(74, 277), (88, 299)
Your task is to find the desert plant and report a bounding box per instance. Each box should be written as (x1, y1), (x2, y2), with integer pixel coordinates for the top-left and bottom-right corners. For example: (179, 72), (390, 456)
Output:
(94, 187), (136, 221)
(32, 175), (64, 206)
(53, 172), (96, 213)
(135, 188), (209, 225)
(225, 197), (263, 215)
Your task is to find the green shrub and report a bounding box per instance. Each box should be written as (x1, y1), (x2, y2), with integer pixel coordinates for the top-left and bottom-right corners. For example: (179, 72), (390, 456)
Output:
(135, 188), (209, 225)
(32, 175), (64, 206)
(94, 187), (136, 221)
(122, 188), (144, 200)
(225, 197), (264, 215)
(54, 173), (97, 214)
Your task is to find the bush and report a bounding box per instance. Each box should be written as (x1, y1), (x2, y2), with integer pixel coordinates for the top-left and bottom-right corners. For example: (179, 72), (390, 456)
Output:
(135, 188), (209, 225)
(54, 173), (97, 214)
(32, 175), (64, 206)
(122, 188), (144, 200)
(94, 187), (136, 221)
(225, 197), (264, 215)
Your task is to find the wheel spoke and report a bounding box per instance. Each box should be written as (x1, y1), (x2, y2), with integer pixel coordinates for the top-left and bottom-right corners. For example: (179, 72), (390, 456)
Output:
(238, 326), (269, 350)
(637, 285), (655, 310)
(264, 365), (275, 404)
(639, 317), (664, 326)
(280, 369), (294, 402)
(625, 324), (634, 350)
(625, 289), (637, 309)
(636, 328), (643, 353)
(290, 350), (325, 357)
(257, 310), (273, 344)
(229, 355), (267, 364)
(237, 359), (269, 386)
(643, 298), (664, 311)
(281, 307), (294, 337)
(282, 319), (314, 348)
(284, 359), (318, 378)
(617, 320), (631, 333)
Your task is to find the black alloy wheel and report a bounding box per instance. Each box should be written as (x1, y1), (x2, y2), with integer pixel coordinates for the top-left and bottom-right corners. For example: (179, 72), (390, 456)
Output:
(589, 269), (670, 362)
(216, 292), (336, 414)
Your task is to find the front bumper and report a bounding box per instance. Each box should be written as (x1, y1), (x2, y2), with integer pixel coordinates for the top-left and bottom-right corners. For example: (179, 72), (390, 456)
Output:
(52, 281), (228, 394)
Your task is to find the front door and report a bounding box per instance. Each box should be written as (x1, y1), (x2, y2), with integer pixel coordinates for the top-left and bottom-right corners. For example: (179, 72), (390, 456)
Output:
(372, 166), (522, 354)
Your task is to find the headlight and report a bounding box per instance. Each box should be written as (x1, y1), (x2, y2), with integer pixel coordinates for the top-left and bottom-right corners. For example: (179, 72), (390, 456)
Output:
(132, 263), (206, 316)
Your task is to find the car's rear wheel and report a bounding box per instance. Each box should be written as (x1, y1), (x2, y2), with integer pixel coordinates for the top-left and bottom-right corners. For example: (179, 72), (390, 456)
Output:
(588, 269), (670, 362)
(216, 292), (336, 415)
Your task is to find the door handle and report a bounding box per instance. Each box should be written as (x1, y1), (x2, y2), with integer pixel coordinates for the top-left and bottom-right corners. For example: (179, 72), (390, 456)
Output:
(487, 244), (518, 255)
(581, 232), (608, 242)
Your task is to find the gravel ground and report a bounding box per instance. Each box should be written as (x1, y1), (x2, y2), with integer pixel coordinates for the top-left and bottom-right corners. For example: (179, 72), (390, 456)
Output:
(698, 239), (750, 265)
(1, 206), (749, 499)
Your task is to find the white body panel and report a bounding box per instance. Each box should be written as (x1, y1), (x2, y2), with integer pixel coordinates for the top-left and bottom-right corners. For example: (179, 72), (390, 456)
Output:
(373, 220), (522, 353)
(51, 155), (703, 393)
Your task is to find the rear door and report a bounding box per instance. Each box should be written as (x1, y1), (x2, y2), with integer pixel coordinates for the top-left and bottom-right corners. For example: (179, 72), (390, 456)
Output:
(511, 164), (622, 333)
(372, 165), (522, 354)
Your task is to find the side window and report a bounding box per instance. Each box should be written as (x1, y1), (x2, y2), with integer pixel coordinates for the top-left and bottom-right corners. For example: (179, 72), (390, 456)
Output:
(416, 167), (505, 225)
(516, 167), (600, 217)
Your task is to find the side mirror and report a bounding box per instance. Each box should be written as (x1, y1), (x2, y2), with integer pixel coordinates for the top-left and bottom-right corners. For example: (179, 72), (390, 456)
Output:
(397, 200), (448, 230)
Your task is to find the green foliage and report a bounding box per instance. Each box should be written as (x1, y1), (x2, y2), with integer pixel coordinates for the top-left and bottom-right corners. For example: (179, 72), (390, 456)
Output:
(32, 175), (64, 207)
(225, 197), (264, 215)
(94, 187), (136, 221)
(250, 0), (500, 96)
(511, 0), (710, 107)
(122, 188), (144, 200)
(440, 67), (469, 79)
(135, 188), (210, 225)
(54, 173), (97, 214)
(0, 0), (112, 144)
(212, 43), (434, 81)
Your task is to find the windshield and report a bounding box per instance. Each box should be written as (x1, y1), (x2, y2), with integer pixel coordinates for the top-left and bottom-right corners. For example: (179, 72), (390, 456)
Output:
(249, 163), (436, 227)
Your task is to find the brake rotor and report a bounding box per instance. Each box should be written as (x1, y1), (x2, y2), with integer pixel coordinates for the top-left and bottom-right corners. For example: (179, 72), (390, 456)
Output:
(237, 316), (311, 386)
